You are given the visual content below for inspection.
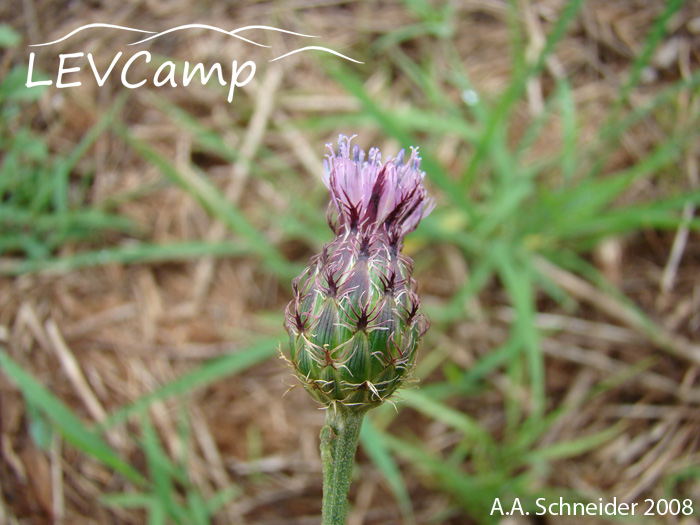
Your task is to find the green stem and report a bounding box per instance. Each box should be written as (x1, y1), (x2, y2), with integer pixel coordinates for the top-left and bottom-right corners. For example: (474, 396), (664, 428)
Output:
(320, 407), (366, 525)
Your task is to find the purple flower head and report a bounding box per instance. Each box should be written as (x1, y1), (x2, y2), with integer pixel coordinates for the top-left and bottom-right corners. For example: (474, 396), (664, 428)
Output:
(284, 135), (432, 410)
(323, 135), (435, 243)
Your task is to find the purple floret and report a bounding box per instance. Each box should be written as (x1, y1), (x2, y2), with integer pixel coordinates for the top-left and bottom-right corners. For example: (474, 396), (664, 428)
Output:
(323, 135), (435, 242)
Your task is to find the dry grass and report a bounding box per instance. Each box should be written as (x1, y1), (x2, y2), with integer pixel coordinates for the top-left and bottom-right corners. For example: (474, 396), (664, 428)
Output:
(1, 0), (700, 524)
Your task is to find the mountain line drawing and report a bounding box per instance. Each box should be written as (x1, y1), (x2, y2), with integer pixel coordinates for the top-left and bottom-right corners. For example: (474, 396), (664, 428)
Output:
(29, 23), (363, 63)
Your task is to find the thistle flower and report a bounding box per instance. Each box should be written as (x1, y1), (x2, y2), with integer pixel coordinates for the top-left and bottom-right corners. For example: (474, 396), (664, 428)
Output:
(284, 135), (433, 412)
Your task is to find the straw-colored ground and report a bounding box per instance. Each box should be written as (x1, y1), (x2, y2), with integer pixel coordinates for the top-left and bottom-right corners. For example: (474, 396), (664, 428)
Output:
(1, 1), (699, 524)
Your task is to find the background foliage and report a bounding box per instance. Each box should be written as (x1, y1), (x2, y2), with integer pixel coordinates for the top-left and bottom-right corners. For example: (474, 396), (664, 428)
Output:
(1, 1), (699, 523)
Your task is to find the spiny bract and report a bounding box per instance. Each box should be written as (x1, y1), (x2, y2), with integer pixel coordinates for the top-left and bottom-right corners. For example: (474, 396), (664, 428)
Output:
(284, 135), (434, 411)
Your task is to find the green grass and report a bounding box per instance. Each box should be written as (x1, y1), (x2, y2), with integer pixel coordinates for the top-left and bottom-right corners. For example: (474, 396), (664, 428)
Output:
(0, 62), (136, 258)
(1, 1), (699, 522)
(0, 339), (274, 524)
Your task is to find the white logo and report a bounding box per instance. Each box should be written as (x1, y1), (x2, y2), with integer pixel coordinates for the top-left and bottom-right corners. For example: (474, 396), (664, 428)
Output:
(26, 23), (363, 103)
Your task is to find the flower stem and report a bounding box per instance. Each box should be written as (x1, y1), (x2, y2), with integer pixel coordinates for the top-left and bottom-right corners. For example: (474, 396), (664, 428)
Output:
(320, 407), (366, 525)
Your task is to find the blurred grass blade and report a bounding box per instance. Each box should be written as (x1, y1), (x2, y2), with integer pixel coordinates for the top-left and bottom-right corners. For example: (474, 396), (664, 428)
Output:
(612, 0), (685, 114)
(381, 432), (530, 519)
(186, 492), (210, 525)
(461, 0), (585, 188)
(101, 337), (279, 429)
(525, 424), (622, 463)
(0, 240), (254, 276)
(593, 70), (700, 161)
(102, 492), (156, 508)
(457, 338), (520, 391)
(361, 417), (414, 524)
(589, 0), (688, 179)
(556, 78), (577, 185)
(102, 492), (167, 525)
(0, 348), (145, 485)
(428, 250), (494, 324)
(140, 412), (188, 524)
(400, 390), (493, 446)
(118, 125), (294, 278)
(205, 486), (241, 515)
(492, 244), (545, 420)
(148, 95), (239, 164)
(33, 92), (128, 215)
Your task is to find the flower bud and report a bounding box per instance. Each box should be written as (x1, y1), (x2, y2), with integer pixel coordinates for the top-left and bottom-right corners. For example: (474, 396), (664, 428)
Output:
(284, 135), (433, 411)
